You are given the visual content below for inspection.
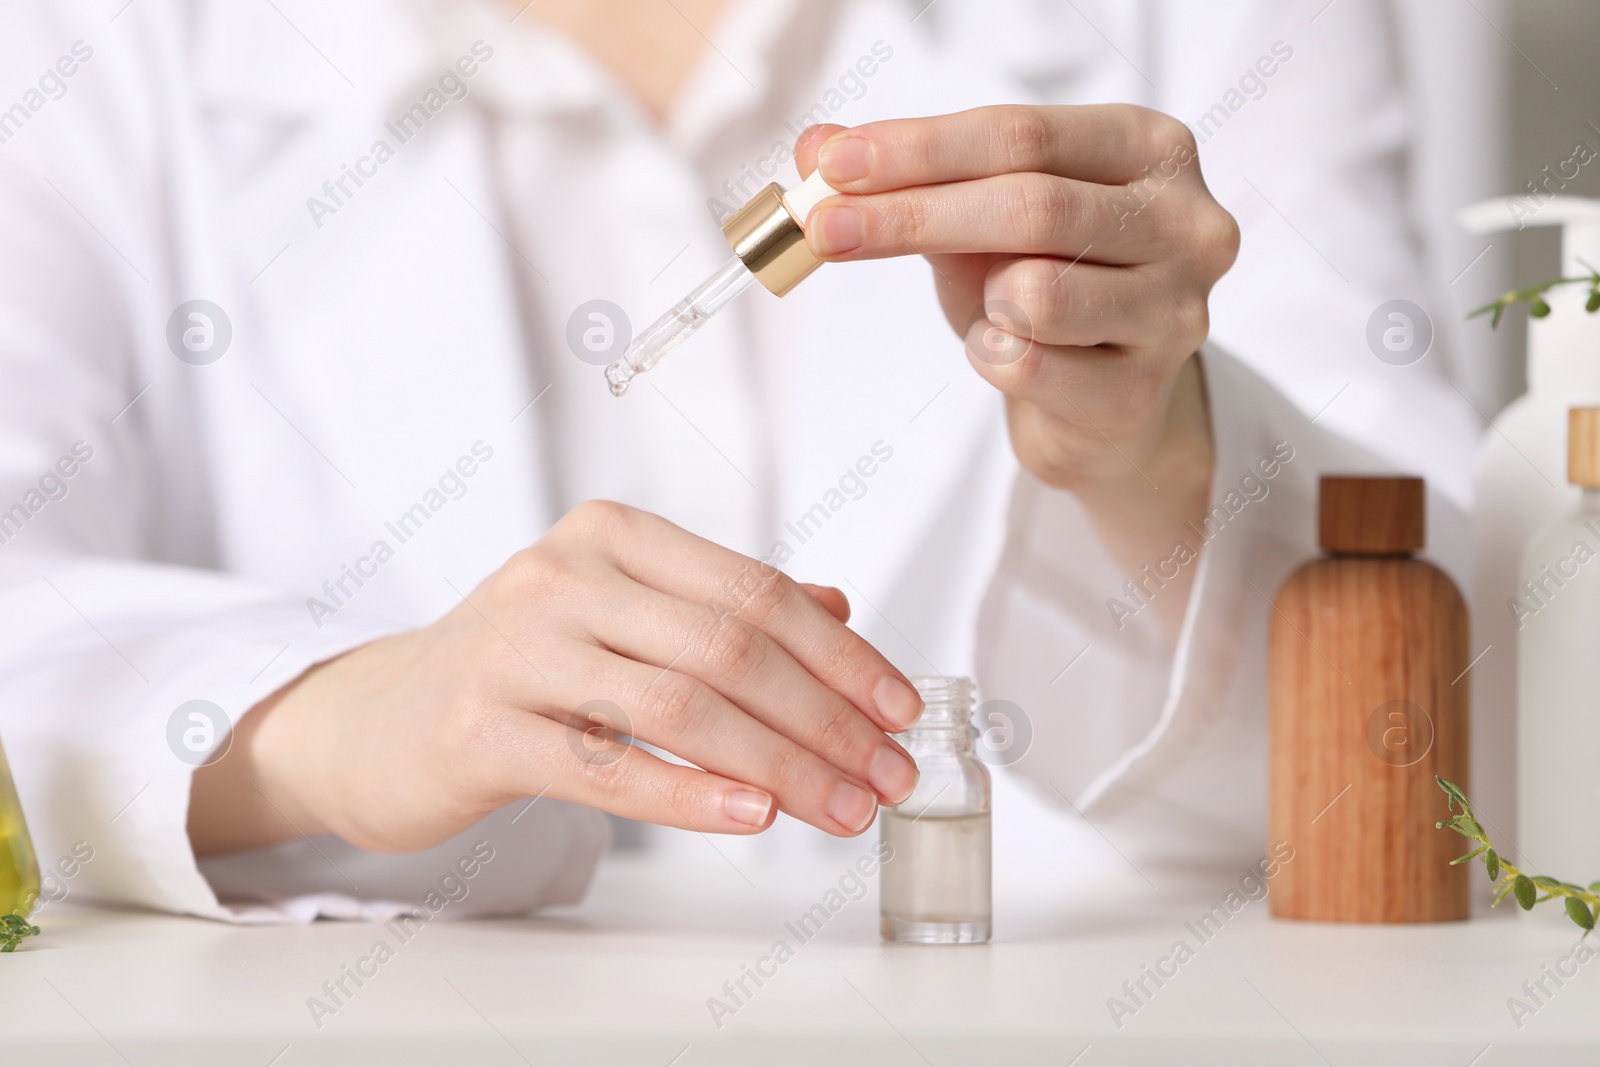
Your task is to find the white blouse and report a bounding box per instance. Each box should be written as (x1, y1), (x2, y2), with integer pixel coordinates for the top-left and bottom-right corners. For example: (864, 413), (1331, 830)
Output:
(0, 0), (1484, 921)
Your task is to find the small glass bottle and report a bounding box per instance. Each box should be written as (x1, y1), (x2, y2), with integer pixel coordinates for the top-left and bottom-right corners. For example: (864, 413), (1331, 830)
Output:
(0, 735), (39, 918)
(879, 676), (991, 944)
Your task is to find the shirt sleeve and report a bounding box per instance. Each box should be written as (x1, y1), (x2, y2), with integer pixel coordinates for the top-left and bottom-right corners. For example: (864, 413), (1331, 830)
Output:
(977, 344), (1472, 882)
(0, 3), (607, 924)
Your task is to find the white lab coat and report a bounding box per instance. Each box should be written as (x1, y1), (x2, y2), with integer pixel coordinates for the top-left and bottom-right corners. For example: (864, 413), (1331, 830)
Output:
(0, 0), (1489, 921)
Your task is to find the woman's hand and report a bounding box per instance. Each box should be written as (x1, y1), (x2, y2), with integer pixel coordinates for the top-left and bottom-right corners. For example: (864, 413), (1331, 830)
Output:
(796, 105), (1230, 633)
(798, 104), (1231, 490)
(189, 501), (923, 855)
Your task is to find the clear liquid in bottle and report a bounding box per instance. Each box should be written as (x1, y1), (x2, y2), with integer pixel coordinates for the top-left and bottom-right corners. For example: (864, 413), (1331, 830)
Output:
(879, 809), (991, 941)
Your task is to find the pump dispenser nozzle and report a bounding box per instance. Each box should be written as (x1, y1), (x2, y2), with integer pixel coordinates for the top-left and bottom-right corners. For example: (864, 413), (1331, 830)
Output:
(605, 170), (837, 396)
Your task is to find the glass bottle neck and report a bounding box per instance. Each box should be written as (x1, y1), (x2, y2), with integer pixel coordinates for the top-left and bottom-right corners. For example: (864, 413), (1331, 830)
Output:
(901, 676), (977, 755)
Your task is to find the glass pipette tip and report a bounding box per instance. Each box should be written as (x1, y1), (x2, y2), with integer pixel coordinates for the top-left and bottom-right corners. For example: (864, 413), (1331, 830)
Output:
(605, 255), (757, 397)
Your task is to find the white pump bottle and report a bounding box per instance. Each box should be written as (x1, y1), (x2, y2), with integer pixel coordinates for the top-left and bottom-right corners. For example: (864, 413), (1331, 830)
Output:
(1457, 195), (1600, 839)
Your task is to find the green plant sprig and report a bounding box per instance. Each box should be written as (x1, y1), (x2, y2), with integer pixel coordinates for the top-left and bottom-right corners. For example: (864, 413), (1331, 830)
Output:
(1437, 777), (1600, 934)
(1469, 260), (1600, 328)
(0, 913), (39, 952)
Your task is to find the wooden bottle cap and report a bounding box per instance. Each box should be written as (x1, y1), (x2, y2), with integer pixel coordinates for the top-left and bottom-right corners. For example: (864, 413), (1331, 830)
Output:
(1569, 408), (1600, 488)
(1318, 476), (1424, 555)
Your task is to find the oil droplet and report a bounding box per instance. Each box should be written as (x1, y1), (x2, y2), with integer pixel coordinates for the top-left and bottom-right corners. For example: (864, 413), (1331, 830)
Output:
(604, 359), (635, 397)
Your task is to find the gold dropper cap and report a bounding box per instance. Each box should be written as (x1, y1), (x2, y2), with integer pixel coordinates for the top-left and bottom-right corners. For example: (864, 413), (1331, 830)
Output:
(721, 183), (821, 297)
(1569, 407), (1600, 488)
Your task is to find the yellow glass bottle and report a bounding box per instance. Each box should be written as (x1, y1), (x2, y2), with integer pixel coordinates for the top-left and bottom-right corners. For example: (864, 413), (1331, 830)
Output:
(0, 736), (40, 918)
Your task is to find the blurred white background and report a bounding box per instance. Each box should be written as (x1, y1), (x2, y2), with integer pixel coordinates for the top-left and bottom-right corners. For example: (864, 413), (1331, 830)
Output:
(1502, 0), (1600, 402)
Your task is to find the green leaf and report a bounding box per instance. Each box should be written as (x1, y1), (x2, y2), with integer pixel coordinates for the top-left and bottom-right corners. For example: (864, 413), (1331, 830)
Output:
(1567, 897), (1596, 931)
(1469, 274), (1600, 327)
(1437, 776), (1465, 803)
(0, 912), (39, 951)
(1515, 874), (1538, 911)
(1486, 850), (1500, 882)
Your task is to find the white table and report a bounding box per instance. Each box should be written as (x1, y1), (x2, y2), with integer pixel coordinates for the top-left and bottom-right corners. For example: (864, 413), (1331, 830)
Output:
(3, 847), (1598, 1066)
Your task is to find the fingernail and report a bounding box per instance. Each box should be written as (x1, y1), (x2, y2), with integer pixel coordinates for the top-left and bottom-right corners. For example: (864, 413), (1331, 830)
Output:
(874, 676), (923, 730)
(868, 746), (919, 805)
(809, 205), (863, 256)
(819, 135), (871, 183)
(828, 780), (877, 833)
(725, 789), (773, 828)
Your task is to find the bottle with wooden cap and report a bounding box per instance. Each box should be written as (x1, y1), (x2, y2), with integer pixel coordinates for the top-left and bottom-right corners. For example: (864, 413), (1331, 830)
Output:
(1516, 408), (1600, 888)
(1269, 475), (1469, 922)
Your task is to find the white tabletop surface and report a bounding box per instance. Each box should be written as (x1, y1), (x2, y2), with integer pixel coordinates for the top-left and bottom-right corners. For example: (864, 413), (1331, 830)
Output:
(3, 842), (1599, 1067)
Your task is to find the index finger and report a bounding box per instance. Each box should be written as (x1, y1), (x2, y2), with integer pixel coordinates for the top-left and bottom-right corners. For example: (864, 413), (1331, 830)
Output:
(578, 502), (924, 732)
(810, 103), (1196, 193)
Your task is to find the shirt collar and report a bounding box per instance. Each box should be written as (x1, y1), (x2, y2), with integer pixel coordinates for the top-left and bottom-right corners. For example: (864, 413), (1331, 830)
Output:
(665, 0), (817, 154)
(190, 0), (615, 122)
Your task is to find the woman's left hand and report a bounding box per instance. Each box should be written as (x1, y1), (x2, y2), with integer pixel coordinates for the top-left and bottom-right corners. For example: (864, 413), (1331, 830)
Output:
(795, 105), (1233, 495)
(793, 104), (1232, 635)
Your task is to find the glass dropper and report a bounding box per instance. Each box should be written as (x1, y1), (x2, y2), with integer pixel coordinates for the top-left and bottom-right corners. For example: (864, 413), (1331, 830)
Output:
(604, 256), (756, 397)
(604, 170), (836, 397)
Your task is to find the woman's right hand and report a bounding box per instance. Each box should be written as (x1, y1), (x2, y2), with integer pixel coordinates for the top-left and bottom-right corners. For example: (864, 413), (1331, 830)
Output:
(189, 500), (924, 855)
